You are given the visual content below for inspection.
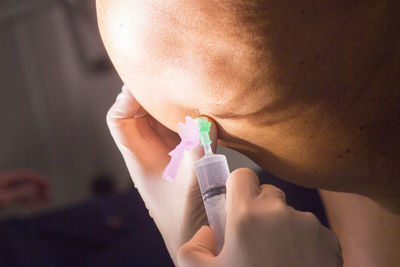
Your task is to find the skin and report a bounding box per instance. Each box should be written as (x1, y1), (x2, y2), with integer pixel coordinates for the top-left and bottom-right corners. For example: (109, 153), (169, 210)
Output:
(97, 0), (400, 210)
(97, 0), (400, 265)
(320, 191), (400, 267)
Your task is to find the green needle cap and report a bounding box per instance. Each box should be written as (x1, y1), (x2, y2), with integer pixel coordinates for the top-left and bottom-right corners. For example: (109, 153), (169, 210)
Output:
(196, 117), (212, 145)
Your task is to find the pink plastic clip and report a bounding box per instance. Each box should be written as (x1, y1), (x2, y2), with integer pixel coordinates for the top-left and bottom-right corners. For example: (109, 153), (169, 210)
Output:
(162, 116), (200, 181)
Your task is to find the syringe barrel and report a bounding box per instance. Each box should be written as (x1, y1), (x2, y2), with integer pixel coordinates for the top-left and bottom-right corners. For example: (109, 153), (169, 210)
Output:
(195, 153), (230, 254)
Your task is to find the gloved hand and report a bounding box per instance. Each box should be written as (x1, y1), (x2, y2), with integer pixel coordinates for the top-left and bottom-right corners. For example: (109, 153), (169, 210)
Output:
(0, 169), (50, 209)
(178, 168), (343, 267)
(107, 85), (217, 263)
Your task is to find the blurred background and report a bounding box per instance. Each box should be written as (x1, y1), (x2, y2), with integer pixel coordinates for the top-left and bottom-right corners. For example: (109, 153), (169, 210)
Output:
(0, 0), (130, 216)
(0, 1), (326, 266)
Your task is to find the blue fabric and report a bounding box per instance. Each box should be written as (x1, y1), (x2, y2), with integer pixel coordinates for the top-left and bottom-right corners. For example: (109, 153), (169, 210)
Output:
(0, 191), (174, 267)
(0, 171), (327, 267)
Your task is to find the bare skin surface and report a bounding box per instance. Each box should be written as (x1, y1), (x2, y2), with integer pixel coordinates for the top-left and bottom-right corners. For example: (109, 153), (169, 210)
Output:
(97, 0), (400, 210)
(320, 191), (400, 267)
(96, 0), (400, 265)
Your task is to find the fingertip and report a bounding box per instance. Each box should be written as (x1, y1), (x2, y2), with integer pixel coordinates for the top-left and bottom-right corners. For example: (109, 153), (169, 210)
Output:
(226, 168), (260, 201)
(227, 168), (259, 189)
(121, 84), (129, 93)
(178, 226), (217, 266)
(107, 85), (144, 121)
(193, 226), (216, 250)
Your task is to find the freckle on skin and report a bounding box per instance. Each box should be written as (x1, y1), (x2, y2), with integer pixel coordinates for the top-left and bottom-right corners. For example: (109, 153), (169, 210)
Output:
(345, 149), (350, 154)
(359, 126), (365, 131)
(337, 155), (343, 159)
(316, 54), (320, 60)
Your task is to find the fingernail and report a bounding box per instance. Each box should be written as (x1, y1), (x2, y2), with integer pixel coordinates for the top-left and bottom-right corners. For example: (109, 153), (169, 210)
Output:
(120, 85), (149, 118)
(121, 84), (130, 93)
(115, 93), (134, 114)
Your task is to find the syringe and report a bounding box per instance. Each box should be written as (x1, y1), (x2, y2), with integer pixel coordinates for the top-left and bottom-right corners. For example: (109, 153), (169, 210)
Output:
(194, 117), (230, 254)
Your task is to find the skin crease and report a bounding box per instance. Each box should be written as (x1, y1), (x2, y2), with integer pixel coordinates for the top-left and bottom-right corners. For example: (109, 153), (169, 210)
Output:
(97, 0), (400, 265)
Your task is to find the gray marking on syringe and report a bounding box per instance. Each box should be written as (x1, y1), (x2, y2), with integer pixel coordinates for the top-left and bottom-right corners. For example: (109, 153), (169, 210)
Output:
(202, 185), (226, 201)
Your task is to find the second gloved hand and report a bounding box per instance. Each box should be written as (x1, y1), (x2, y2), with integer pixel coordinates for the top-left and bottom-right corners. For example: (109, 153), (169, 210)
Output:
(178, 168), (343, 267)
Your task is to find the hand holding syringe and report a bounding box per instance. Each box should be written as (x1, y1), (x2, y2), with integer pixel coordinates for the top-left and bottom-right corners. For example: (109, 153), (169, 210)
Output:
(163, 116), (229, 253)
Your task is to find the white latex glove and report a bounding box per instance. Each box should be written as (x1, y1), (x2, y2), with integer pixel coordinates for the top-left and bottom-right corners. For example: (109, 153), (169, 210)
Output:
(178, 168), (343, 267)
(107, 85), (217, 264)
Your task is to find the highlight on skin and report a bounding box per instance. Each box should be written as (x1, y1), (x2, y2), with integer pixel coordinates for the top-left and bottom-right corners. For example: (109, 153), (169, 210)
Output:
(97, 0), (400, 213)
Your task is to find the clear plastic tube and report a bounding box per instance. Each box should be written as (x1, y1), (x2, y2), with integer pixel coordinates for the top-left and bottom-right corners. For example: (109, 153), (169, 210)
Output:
(195, 144), (230, 254)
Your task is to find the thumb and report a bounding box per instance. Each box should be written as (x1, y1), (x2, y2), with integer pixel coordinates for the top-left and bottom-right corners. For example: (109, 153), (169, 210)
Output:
(107, 85), (171, 176)
(177, 226), (218, 267)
